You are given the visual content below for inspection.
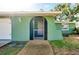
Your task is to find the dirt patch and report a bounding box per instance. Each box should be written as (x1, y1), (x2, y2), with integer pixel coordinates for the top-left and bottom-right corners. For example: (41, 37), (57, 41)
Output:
(53, 48), (79, 55)
(18, 40), (53, 55)
(69, 35), (79, 40)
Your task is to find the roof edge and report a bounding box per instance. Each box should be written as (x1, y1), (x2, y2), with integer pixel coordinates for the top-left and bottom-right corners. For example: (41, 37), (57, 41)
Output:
(0, 11), (62, 16)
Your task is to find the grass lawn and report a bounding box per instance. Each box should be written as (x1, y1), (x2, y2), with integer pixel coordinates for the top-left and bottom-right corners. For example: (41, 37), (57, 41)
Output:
(49, 37), (79, 55)
(0, 42), (27, 55)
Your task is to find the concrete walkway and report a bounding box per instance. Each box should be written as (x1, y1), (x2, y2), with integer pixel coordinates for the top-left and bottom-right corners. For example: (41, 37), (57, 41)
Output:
(18, 40), (53, 55)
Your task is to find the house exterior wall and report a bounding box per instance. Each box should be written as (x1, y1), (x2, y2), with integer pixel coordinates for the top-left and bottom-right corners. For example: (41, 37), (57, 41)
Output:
(45, 16), (63, 40)
(11, 16), (63, 41)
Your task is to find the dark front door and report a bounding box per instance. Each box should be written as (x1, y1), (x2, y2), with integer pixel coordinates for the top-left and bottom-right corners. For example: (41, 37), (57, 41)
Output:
(30, 16), (47, 40)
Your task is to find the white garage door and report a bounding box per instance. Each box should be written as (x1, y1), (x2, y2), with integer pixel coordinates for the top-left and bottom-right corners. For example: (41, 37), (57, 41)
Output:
(0, 17), (11, 39)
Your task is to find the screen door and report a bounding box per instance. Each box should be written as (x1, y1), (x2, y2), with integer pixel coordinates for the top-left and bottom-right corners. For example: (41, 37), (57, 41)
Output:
(33, 16), (44, 40)
(30, 16), (47, 40)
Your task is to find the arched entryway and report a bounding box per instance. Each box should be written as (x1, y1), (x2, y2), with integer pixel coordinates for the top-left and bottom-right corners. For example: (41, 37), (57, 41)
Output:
(30, 16), (47, 40)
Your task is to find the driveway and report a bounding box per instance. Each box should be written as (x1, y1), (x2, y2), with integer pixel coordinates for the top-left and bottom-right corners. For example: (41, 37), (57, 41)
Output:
(0, 39), (11, 47)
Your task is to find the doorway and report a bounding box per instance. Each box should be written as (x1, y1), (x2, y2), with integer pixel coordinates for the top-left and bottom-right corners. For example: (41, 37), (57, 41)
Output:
(30, 16), (47, 40)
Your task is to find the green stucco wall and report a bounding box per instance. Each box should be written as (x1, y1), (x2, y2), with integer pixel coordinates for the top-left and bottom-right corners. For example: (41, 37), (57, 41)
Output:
(11, 16), (63, 41)
(45, 16), (63, 40)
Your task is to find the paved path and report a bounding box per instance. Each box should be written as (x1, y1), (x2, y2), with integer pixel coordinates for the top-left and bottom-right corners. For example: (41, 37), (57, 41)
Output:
(18, 40), (53, 55)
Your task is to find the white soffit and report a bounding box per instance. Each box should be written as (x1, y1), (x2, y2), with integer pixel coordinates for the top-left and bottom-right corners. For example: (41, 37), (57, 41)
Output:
(0, 11), (62, 16)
